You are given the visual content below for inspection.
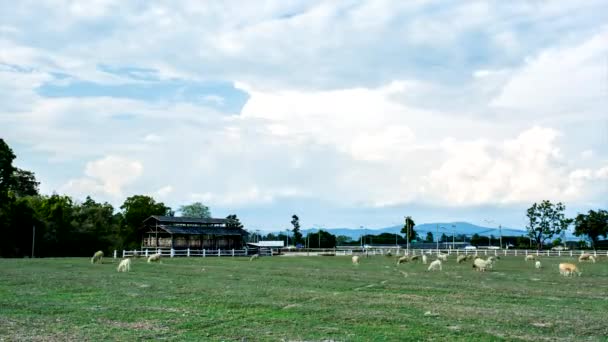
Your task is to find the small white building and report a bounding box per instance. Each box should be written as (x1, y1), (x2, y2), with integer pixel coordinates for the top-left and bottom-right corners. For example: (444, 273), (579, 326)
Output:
(247, 241), (285, 248)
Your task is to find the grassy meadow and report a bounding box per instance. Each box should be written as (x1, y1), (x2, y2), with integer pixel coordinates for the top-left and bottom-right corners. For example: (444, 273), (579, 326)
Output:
(1, 255), (607, 341)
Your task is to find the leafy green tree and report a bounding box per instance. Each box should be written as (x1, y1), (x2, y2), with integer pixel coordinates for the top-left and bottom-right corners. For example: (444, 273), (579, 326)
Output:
(179, 202), (211, 218)
(440, 233), (449, 242)
(120, 195), (171, 249)
(306, 230), (337, 248)
(470, 233), (482, 246)
(400, 216), (417, 242)
(0, 138), (16, 199)
(226, 214), (244, 229)
(574, 209), (608, 249)
(526, 200), (572, 249)
(10, 168), (39, 197)
(425, 232), (434, 242)
(336, 235), (353, 245)
(290, 214), (303, 245)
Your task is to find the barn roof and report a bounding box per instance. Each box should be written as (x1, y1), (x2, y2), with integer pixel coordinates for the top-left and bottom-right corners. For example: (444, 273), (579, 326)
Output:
(144, 215), (228, 225)
(160, 225), (246, 236)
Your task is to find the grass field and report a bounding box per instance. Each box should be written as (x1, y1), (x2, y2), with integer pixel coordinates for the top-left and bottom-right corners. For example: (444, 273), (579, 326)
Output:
(1, 255), (607, 341)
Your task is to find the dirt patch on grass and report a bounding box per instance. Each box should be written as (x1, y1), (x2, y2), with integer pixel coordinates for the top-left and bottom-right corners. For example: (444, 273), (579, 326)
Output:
(98, 318), (167, 332)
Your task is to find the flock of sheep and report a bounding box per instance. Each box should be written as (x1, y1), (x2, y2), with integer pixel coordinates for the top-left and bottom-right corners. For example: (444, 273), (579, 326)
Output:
(351, 251), (600, 276)
(90, 250), (163, 272)
(91, 249), (599, 277)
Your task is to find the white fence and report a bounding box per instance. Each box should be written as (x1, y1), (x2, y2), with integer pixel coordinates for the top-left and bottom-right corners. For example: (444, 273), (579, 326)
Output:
(118, 248), (272, 258)
(115, 247), (607, 259)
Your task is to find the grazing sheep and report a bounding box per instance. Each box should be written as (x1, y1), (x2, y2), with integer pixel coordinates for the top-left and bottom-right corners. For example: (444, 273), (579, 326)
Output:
(472, 258), (492, 272)
(385, 251), (393, 257)
(437, 254), (448, 262)
(422, 254), (428, 265)
(578, 254), (596, 263)
(409, 255), (420, 262)
(250, 254), (259, 261)
(117, 258), (131, 272)
(427, 259), (442, 271)
(91, 251), (104, 264)
(525, 255), (536, 262)
(559, 263), (581, 277)
(456, 255), (467, 264)
(535, 261), (542, 269)
(147, 253), (162, 263)
(465, 255), (475, 261)
(396, 256), (409, 265)
(352, 255), (360, 265)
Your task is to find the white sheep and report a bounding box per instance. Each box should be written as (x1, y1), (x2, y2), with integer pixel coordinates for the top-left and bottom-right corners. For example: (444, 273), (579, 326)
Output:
(250, 254), (259, 261)
(525, 255), (536, 262)
(559, 263), (581, 277)
(437, 254), (448, 262)
(578, 253), (596, 263)
(117, 258), (131, 272)
(472, 258), (492, 272)
(147, 253), (162, 263)
(91, 250), (104, 264)
(456, 255), (467, 264)
(427, 259), (442, 271)
(422, 254), (428, 265)
(535, 260), (541, 269)
(352, 255), (360, 265)
(396, 256), (409, 265)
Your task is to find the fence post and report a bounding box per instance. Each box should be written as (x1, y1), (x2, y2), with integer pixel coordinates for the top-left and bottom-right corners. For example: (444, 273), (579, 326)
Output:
(122, 250), (125, 258)
(145, 249), (149, 257)
(218, 249), (221, 257)
(484, 250), (487, 256)
(203, 249), (206, 258)
(570, 250), (572, 257)
(187, 248), (190, 257)
(594, 250), (597, 257)
(232, 249), (235, 257)
(558, 250), (561, 257)
(113, 250), (117, 259)
(170, 248), (175, 258)
(536, 250), (539, 256)
(515, 250), (517, 256)
(525, 250), (528, 256)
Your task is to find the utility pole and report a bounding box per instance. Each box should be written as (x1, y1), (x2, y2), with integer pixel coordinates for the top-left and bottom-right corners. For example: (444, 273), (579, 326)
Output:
(452, 225), (455, 250)
(360, 226), (363, 248)
(31, 225), (35, 258)
(499, 224), (503, 249)
(405, 216), (410, 254)
(436, 224), (439, 252)
(286, 229), (289, 247)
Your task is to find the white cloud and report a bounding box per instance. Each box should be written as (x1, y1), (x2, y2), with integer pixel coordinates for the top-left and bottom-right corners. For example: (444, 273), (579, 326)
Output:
(155, 185), (173, 198)
(61, 155), (143, 199)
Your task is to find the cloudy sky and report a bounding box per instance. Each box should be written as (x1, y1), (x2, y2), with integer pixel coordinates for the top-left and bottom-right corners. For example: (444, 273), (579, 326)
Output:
(1, 1), (607, 231)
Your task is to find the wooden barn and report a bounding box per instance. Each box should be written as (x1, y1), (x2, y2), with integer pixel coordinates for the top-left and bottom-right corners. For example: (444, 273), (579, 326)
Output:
(141, 215), (248, 249)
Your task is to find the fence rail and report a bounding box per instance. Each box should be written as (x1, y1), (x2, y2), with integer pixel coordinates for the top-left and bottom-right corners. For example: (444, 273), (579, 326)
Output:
(116, 248), (607, 259)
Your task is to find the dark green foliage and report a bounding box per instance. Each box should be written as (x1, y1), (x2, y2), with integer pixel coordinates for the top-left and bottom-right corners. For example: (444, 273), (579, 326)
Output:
(10, 168), (39, 197)
(120, 195), (171, 250)
(226, 214), (244, 229)
(290, 214), (303, 245)
(574, 209), (608, 249)
(425, 232), (434, 242)
(526, 200), (572, 249)
(400, 216), (418, 242)
(306, 230), (337, 248)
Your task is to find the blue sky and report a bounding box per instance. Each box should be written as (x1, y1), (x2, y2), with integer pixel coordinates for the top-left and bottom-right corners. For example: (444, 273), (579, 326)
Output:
(1, 1), (607, 232)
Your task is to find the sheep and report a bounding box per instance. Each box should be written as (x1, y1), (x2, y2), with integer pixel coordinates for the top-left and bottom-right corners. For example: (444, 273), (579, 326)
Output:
(465, 255), (475, 261)
(91, 251), (104, 264)
(147, 253), (162, 263)
(396, 256), (409, 265)
(117, 258), (131, 272)
(422, 254), (428, 265)
(409, 255), (420, 262)
(250, 254), (259, 261)
(427, 259), (442, 271)
(352, 255), (360, 265)
(437, 254), (448, 262)
(559, 263), (581, 277)
(456, 255), (467, 264)
(525, 255), (536, 262)
(472, 258), (492, 272)
(578, 254), (596, 263)
(535, 261), (542, 269)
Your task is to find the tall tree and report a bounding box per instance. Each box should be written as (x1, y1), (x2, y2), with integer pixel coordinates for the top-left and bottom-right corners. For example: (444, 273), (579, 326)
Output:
(226, 214), (244, 229)
(179, 202), (211, 218)
(290, 214), (303, 245)
(306, 230), (337, 248)
(0, 138), (16, 199)
(400, 216), (417, 242)
(120, 195), (171, 249)
(10, 168), (39, 197)
(526, 200), (572, 249)
(574, 209), (608, 249)
(425, 232), (434, 242)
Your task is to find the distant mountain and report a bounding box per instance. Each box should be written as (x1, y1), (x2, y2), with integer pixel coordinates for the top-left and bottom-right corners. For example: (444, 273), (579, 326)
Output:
(298, 221), (577, 240)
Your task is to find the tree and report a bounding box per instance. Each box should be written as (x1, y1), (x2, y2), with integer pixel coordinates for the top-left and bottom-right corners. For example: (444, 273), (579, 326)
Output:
(290, 214), (303, 245)
(401, 216), (417, 242)
(10, 168), (39, 197)
(336, 235), (353, 245)
(574, 209), (608, 249)
(120, 195), (171, 249)
(526, 200), (572, 249)
(440, 233), (449, 243)
(471, 233), (481, 246)
(226, 214), (244, 229)
(0, 138), (16, 198)
(425, 232), (434, 242)
(179, 202), (211, 218)
(306, 230), (337, 248)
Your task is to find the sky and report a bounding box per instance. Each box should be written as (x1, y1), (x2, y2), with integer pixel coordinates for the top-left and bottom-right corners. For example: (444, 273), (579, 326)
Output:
(1, 1), (607, 232)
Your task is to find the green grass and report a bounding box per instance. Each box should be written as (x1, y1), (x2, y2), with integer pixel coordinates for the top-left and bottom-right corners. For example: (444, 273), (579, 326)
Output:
(1, 255), (607, 341)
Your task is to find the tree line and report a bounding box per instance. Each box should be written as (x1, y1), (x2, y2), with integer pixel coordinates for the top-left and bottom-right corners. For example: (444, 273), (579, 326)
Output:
(0, 139), (243, 257)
